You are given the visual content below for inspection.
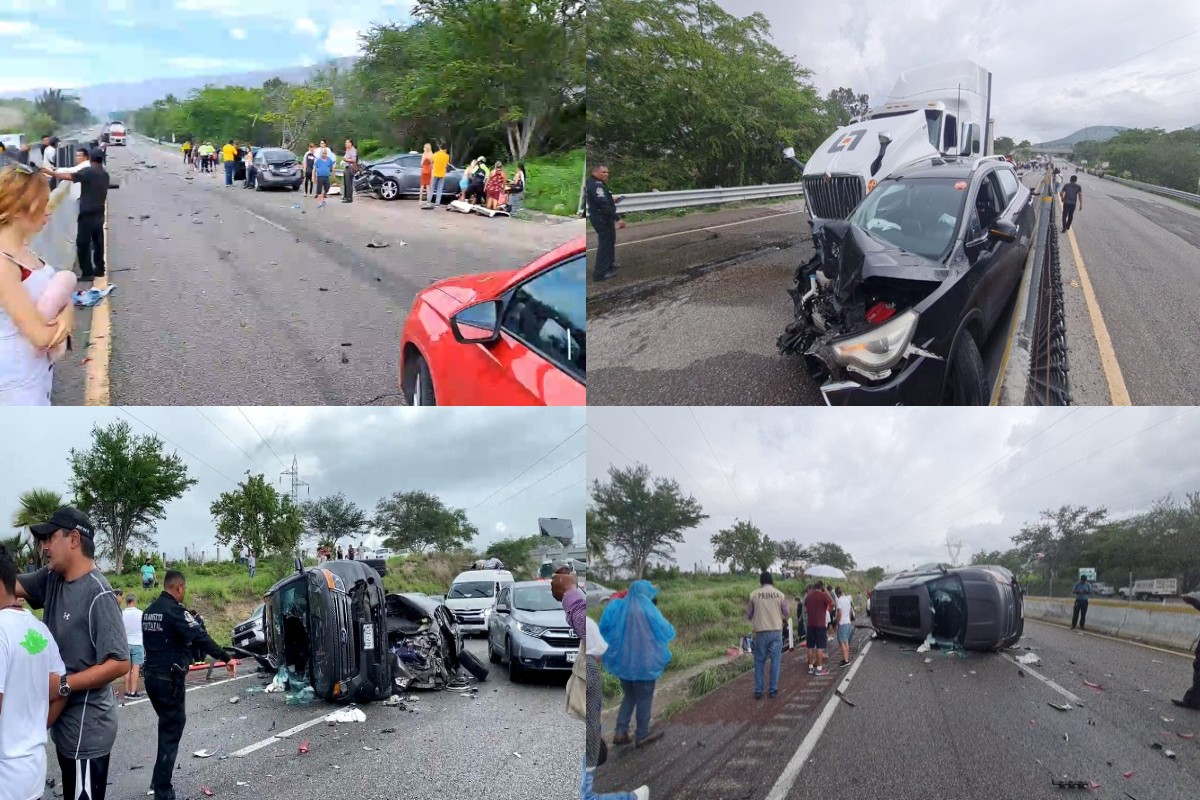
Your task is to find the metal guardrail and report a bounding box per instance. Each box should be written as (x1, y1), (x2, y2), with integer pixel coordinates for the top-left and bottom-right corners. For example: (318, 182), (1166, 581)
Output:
(616, 182), (804, 214)
(1025, 187), (1071, 405)
(1102, 174), (1200, 205)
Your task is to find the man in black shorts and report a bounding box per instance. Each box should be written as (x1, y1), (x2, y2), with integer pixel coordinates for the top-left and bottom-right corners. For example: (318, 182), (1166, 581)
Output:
(302, 143), (316, 195)
(1060, 175), (1083, 232)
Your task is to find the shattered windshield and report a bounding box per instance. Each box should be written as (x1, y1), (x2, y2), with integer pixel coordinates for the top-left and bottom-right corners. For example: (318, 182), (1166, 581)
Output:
(928, 576), (967, 642)
(513, 585), (563, 612)
(448, 581), (494, 599)
(848, 177), (967, 262)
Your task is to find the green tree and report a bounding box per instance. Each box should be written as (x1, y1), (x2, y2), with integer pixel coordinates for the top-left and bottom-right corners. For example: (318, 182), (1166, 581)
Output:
(969, 547), (1029, 576)
(711, 519), (774, 573)
(261, 85), (335, 148)
(1011, 505), (1108, 582)
(68, 421), (198, 571)
(9, 488), (64, 569)
(993, 136), (1016, 154)
(863, 566), (886, 583)
(373, 490), (477, 553)
(485, 534), (544, 578)
(588, 463), (707, 579)
(774, 538), (809, 567)
(300, 492), (369, 549)
(806, 541), (857, 572)
(824, 87), (870, 128)
(585, 507), (609, 561)
(210, 474), (304, 557)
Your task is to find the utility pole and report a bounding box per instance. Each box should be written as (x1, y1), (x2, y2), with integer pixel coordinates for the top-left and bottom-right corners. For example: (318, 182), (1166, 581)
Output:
(280, 455), (310, 505)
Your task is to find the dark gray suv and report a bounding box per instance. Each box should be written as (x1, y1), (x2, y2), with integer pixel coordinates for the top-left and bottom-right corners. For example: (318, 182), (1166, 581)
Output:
(868, 564), (1024, 650)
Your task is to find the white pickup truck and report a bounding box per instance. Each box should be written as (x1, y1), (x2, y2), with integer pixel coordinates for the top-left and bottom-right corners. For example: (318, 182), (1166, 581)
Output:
(1118, 578), (1178, 601)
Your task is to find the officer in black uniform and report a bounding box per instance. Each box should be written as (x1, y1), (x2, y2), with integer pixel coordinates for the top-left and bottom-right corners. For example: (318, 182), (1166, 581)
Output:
(142, 570), (236, 800)
(585, 164), (624, 282)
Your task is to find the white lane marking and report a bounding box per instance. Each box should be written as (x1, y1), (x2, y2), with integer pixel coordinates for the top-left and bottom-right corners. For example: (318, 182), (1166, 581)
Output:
(765, 639), (872, 800)
(585, 209), (806, 252)
(120, 673), (257, 707)
(999, 653), (1082, 705)
(244, 209), (290, 233)
(230, 712), (332, 758)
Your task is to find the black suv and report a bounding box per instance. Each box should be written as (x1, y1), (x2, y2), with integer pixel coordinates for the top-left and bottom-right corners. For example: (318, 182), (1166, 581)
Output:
(779, 156), (1034, 405)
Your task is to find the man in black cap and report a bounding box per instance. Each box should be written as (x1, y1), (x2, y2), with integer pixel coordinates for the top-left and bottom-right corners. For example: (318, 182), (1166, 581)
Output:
(142, 569), (236, 800)
(16, 507), (130, 800)
(1174, 591), (1200, 711)
(585, 163), (624, 282)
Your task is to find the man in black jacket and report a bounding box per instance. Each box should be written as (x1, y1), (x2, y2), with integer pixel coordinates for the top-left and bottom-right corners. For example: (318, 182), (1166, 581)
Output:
(1175, 591), (1200, 711)
(142, 570), (236, 800)
(585, 164), (624, 282)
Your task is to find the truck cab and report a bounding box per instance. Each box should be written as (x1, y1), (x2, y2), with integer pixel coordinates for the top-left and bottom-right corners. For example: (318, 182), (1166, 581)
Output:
(107, 121), (126, 145)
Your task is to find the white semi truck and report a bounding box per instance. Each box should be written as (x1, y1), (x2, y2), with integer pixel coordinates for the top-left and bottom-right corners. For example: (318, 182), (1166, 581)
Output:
(793, 60), (995, 224)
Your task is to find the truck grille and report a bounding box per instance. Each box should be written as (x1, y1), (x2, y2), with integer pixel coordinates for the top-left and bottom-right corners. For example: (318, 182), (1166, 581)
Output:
(803, 175), (864, 220)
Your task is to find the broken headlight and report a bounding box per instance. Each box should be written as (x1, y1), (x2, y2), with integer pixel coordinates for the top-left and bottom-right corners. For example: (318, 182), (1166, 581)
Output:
(830, 309), (918, 376)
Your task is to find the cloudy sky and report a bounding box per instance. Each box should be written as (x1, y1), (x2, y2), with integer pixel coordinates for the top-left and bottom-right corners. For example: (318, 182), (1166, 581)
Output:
(587, 407), (1200, 574)
(0, 0), (414, 92)
(2, 407), (585, 562)
(717, 0), (1200, 143)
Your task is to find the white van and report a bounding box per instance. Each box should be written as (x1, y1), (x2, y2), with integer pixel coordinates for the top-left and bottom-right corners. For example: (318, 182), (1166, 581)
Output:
(445, 569), (514, 635)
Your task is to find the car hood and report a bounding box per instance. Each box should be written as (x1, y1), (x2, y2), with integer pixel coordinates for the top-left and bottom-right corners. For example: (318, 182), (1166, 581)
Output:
(814, 220), (952, 302)
(512, 608), (569, 628)
(422, 270), (515, 316)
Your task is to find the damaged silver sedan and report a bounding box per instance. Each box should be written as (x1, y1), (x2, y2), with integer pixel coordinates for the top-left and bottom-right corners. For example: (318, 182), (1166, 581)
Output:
(868, 564), (1024, 650)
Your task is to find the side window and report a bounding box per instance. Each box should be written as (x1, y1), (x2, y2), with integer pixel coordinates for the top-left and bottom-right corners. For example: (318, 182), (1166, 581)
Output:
(501, 255), (585, 378)
(497, 587), (510, 607)
(995, 168), (1020, 206)
(400, 156), (421, 169)
(973, 174), (1003, 229)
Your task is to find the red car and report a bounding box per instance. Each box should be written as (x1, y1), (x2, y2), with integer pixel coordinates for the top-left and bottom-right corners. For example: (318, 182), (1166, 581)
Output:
(399, 237), (586, 405)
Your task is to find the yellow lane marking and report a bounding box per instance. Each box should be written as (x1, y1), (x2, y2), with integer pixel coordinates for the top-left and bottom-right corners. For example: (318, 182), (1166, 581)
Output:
(83, 201), (112, 406)
(1066, 227), (1131, 405)
(584, 209), (807, 252)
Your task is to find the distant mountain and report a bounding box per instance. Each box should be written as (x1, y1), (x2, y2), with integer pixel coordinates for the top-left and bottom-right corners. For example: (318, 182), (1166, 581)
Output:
(1, 57), (356, 117)
(1036, 125), (1129, 148)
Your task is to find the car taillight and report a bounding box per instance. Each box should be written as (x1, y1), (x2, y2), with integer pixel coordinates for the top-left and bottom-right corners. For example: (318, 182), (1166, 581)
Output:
(865, 302), (896, 325)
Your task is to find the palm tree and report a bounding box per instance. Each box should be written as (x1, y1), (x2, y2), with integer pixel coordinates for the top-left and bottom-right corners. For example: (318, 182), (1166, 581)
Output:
(11, 488), (64, 568)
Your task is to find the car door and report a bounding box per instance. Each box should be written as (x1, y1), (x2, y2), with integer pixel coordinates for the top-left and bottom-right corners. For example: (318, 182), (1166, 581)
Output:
(447, 254), (587, 405)
(397, 155), (423, 194)
(489, 586), (511, 651)
(992, 166), (1030, 302)
(967, 171), (1014, 330)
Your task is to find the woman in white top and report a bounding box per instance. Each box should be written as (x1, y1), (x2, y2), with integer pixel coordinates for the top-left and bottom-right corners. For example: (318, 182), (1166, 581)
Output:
(0, 164), (74, 405)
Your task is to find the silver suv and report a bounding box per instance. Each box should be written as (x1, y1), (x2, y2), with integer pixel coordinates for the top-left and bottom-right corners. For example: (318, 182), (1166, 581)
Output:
(486, 581), (579, 682)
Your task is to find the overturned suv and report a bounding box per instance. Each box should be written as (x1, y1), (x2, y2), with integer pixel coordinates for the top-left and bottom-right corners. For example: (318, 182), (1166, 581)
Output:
(778, 157), (1034, 405)
(239, 559), (488, 703)
(869, 564), (1024, 650)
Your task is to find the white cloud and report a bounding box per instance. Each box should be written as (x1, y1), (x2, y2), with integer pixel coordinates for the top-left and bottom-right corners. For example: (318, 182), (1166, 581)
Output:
(230, 27), (246, 39)
(495, 522), (509, 535)
(15, 35), (87, 55)
(166, 56), (252, 71)
(323, 21), (362, 56)
(295, 17), (319, 36)
(174, 0), (258, 16)
(0, 21), (35, 36)
(0, 77), (81, 93)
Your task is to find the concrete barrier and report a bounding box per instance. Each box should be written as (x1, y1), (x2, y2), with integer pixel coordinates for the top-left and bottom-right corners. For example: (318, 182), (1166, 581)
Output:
(31, 182), (77, 271)
(1024, 596), (1200, 652)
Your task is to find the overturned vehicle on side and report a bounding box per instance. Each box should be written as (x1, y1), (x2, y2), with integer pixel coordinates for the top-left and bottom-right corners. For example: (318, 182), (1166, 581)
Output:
(236, 559), (488, 703)
(868, 564), (1024, 650)
(778, 156), (1034, 405)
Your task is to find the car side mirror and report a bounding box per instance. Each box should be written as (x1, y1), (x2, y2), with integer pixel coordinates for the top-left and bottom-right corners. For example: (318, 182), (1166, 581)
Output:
(495, 603), (509, 614)
(988, 220), (1018, 243)
(450, 299), (502, 345)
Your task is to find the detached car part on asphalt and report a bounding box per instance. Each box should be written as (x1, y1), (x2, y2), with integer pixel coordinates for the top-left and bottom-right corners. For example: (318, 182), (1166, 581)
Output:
(868, 564), (1024, 650)
(778, 156), (1034, 405)
(237, 559), (487, 703)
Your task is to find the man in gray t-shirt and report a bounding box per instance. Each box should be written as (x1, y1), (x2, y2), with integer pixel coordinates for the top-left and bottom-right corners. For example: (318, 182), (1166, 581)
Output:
(16, 507), (130, 800)
(1060, 175), (1083, 232)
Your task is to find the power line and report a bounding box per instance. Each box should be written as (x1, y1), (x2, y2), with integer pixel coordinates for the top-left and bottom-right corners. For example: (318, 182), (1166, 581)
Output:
(689, 407), (746, 515)
(630, 407), (718, 510)
(534, 477), (586, 504)
(587, 424), (636, 464)
(470, 424), (585, 509)
(194, 408), (263, 470)
(117, 408), (240, 485)
(1105, 27), (1200, 71)
(486, 450), (586, 511)
(236, 407), (286, 470)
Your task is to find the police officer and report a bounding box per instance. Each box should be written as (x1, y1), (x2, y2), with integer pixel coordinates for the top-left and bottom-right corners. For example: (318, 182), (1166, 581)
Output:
(586, 163), (624, 282)
(142, 570), (236, 800)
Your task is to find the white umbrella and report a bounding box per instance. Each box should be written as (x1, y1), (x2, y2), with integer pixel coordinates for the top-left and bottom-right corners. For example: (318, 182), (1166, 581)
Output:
(805, 564), (847, 579)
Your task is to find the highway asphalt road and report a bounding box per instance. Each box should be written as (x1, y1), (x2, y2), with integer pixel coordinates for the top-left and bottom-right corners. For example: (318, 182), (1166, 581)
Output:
(50, 133), (581, 405)
(44, 640), (582, 800)
(586, 172), (1043, 406)
(594, 619), (1200, 800)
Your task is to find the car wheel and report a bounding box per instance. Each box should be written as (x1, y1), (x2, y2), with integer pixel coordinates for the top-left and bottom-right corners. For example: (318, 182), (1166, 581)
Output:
(507, 639), (525, 683)
(488, 635), (501, 664)
(380, 178), (400, 200)
(401, 351), (437, 406)
(943, 333), (988, 405)
(459, 648), (489, 682)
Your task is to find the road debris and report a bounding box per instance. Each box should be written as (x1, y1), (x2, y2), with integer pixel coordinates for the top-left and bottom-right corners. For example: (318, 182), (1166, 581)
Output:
(1050, 779), (1090, 789)
(325, 707), (366, 724)
(1083, 680), (1103, 690)
(228, 697), (240, 704)
(192, 749), (216, 758)
(366, 238), (389, 248)
(1162, 717), (1174, 723)
(201, 788), (214, 797)
(834, 690), (856, 707)
(1177, 732), (1196, 740)
(1123, 771), (1135, 778)
(1016, 653), (1041, 666)
(1048, 702), (1072, 712)
(298, 740), (309, 755)
(916, 634), (934, 653)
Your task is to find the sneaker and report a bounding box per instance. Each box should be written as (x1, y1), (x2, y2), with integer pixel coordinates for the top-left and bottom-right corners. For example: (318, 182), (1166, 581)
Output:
(807, 665), (815, 674)
(839, 660), (851, 668)
(769, 690), (778, 698)
(815, 667), (829, 676)
(633, 787), (650, 800)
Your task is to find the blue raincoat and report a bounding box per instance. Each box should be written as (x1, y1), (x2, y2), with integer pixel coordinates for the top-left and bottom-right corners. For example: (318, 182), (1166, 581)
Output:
(599, 580), (675, 681)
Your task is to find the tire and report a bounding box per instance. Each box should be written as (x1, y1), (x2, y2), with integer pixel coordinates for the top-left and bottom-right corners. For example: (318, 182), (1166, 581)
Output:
(943, 333), (989, 405)
(380, 178), (400, 201)
(460, 648), (489, 682)
(401, 351), (436, 406)
(488, 636), (501, 664)
(507, 639), (525, 683)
